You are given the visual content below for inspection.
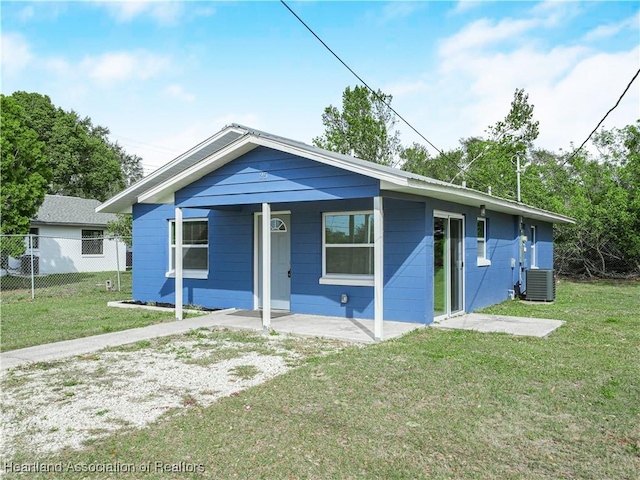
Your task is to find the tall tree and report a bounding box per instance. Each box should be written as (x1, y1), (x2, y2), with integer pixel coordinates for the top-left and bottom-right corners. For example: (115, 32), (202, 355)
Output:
(8, 91), (143, 201)
(0, 95), (52, 260)
(313, 85), (401, 166)
(402, 88), (541, 201)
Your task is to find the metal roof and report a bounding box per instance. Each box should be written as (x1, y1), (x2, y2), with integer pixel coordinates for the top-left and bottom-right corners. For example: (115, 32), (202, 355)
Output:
(33, 195), (118, 226)
(98, 124), (574, 225)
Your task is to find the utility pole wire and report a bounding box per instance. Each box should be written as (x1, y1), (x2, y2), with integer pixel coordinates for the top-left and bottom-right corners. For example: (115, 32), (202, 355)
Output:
(279, 0), (446, 158)
(561, 67), (640, 167)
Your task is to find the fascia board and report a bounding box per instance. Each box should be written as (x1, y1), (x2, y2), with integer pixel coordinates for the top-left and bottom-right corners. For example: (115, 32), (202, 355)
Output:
(381, 180), (574, 224)
(96, 126), (247, 213)
(137, 137), (256, 204)
(252, 137), (410, 187)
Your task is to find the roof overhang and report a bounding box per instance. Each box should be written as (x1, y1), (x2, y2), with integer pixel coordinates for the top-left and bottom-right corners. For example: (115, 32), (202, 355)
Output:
(96, 125), (246, 214)
(98, 125), (574, 225)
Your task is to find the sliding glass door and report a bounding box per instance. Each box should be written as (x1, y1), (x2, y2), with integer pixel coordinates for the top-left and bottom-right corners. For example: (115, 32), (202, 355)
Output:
(434, 212), (465, 320)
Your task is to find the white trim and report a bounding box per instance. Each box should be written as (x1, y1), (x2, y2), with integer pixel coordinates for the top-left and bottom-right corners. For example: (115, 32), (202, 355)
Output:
(138, 136), (256, 204)
(96, 126), (246, 213)
(433, 211), (466, 320)
(175, 207), (183, 321)
(261, 203), (271, 329)
(168, 217), (209, 273)
(165, 270), (208, 280)
(322, 210), (375, 278)
(530, 225), (538, 268)
(476, 217), (490, 266)
(101, 126), (574, 225)
(373, 196), (384, 341)
(253, 136), (407, 187)
(253, 210), (291, 310)
(319, 276), (374, 287)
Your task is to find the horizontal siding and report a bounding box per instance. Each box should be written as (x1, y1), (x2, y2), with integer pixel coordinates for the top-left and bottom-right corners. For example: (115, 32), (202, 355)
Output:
(383, 199), (428, 323)
(175, 146), (379, 207)
(132, 203), (254, 310)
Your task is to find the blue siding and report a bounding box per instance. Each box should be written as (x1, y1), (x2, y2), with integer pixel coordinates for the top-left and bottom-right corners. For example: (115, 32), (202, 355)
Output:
(131, 147), (558, 323)
(175, 146), (379, 207)
(132, 203), (254, 310)
(425, 199), (518, 314)
(288, 199), (375, 319)
(383, 199), (429, 323)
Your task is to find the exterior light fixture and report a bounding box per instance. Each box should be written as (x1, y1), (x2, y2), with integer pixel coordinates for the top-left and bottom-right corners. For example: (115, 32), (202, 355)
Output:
(480, 205), (486, 217)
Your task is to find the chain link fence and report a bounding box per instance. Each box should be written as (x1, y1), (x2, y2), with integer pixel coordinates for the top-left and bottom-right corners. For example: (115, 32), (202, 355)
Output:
(0, 234), (132, 300)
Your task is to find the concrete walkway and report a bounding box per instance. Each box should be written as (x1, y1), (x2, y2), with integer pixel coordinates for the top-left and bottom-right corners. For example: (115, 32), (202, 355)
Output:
(1, 309), (563, 371)
(0, 309), (423, 371)
(431, 313), (564, 338)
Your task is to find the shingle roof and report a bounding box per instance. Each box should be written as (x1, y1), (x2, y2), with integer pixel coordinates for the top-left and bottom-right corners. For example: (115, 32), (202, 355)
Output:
(33, 195), (118, 226)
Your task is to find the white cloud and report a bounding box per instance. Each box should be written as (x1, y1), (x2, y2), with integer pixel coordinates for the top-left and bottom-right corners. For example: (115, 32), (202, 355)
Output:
(451, 1), (484, 16)
(385, 79), (430, 97)
(98, 1), (184, 25)
(1, 33), (32, 76)
(378, 2), (421, 22)
(583, 14), (640, 42)
(165, 84), (196, 102)
(439, 17), (539, 60)
(393, 3), (640, 156)
(81, 51), (170, 85)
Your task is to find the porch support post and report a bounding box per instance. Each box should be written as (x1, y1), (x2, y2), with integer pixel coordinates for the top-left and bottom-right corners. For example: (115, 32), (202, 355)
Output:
(175, 206), (183, 321)
(373, 196), (384, 341)
(261, 202), (271, 330)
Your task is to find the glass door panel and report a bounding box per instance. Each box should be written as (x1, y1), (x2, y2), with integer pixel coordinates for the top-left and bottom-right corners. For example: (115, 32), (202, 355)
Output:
(450, 218), (464, 314)
(434, 213), (465, 319)
(434, 217), (446, 318)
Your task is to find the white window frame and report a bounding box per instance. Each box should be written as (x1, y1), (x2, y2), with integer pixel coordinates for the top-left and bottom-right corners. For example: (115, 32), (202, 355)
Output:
(81, 229), (104, 257)
(166, 217), (209, 279)
(476, 218), (491, 267)
(320, 210), (375, 287)
(530, 225), (538, 269)
(28, 227), (39, 251)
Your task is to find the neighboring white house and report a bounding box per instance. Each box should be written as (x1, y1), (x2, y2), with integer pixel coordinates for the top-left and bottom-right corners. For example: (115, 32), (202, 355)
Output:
(8, 195), (127, 275)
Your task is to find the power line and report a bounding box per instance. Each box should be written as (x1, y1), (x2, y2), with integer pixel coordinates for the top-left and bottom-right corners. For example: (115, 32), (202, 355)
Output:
(279, 0), (447, 158)
(561, 67), (640, 167)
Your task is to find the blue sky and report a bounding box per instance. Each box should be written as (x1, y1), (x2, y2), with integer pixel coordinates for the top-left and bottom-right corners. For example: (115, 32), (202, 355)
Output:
(2, 1), (639, 173)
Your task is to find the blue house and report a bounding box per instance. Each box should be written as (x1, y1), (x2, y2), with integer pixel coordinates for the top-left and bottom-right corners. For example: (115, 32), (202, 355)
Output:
(98, 125), (573, 340)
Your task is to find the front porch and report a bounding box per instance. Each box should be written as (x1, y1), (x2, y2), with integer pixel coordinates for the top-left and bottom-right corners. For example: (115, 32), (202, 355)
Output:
(200, 309), (424, 343)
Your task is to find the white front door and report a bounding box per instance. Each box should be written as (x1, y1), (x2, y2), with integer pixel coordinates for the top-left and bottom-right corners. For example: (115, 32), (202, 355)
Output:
(257, 214), (291, 310)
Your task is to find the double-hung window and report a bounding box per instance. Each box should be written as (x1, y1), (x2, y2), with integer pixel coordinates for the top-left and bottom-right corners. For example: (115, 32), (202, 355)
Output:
(321, 211), (374, 286)
(476, 218), (491, 266)
(82, 229), (104, 255)
(168, 219), (208, 279)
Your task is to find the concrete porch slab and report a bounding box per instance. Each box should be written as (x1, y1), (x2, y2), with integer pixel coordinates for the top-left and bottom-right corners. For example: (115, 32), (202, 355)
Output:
(431, 313), (564, 338)
(200, 310), (424, 344)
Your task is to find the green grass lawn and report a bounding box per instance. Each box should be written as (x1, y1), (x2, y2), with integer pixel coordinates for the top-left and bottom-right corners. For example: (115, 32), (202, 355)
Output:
(0, 271), (174, 352)
(8, 279), (639, 479)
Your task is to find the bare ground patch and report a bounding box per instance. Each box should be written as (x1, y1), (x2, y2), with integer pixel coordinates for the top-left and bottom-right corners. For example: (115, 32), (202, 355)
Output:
(0, 329), (351, 460)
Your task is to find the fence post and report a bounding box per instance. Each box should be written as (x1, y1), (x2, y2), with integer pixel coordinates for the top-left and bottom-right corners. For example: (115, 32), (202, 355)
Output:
(115, 236), (121, 292)
(29, 234), (35, 299)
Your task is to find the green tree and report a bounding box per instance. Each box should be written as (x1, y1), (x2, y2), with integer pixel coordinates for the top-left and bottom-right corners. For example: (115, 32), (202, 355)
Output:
(106, 214), (133, 246)
(0, 95), (52, 260)
(314, 85), (401, 165)
(402, 88), (541, 202)
(8, 91), (143, 201)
